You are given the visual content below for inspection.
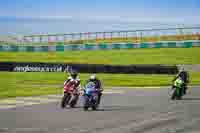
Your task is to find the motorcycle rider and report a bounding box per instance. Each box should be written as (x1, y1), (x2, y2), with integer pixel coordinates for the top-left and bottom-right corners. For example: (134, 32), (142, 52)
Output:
(85, 74), (103, 105)
(64, 70), (81, 91)
(172, 68), (189, 95)
(61, 69), (81, 108)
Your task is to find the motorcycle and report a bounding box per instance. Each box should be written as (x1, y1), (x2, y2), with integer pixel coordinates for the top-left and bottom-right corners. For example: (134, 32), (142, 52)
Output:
(170, 78), (185, 100)
(61, 79), (79, 108)
(83, 82), (99, 111)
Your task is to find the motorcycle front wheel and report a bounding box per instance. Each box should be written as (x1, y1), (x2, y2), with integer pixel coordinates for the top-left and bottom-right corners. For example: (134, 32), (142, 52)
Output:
(83, 95), (90, 111)
(61, 93), (71, 108)
(70, 94), (79, 108)
(171, 88), (177, 100)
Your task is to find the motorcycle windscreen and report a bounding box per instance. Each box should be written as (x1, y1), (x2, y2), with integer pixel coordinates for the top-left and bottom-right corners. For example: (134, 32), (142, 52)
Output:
(85, 82), (96, 95)
(174, 79), (183, 88)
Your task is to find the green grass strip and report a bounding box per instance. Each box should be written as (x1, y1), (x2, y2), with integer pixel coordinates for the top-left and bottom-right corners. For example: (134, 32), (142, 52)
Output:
(0, 72), (200, 99)
(1, 48), (200, 64)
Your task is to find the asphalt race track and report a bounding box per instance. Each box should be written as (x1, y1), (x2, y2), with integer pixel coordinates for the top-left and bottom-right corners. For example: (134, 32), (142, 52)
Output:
(0, 87), (200, 133)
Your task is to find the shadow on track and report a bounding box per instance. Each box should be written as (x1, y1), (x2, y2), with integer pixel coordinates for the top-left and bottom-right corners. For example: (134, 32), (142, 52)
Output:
(95, 105), (145, 112)
(60, 106), (143, 112)
(59, 104), (145, 112)
(62, 106), (83, 109)
(182, 97), (200, 101)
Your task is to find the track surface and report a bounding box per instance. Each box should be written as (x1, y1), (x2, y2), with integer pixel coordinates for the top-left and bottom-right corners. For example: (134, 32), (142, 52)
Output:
(0, 87), (200, 133)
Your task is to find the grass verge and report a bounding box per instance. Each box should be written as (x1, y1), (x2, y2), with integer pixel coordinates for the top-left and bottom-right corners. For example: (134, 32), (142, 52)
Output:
(1, 48), (200, 64)
(0, 72), (200, 99)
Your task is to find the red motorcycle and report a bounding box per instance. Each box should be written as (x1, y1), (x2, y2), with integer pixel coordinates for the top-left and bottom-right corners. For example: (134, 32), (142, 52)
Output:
(61, 80), (79, 108)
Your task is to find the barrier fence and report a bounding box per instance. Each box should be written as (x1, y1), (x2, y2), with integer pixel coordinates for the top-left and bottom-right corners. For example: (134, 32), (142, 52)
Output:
(0, 62), (178, 74)
(0, 41), (200, 52)
(11, 27), (200, 44)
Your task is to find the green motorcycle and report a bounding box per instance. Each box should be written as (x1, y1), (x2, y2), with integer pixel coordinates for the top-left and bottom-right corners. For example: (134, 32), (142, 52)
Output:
(170, 78), (184, 100)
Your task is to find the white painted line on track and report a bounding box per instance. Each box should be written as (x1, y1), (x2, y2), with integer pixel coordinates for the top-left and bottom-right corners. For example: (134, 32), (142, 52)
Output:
(103, 90), (124, 94)
(16, 97), (59, 102)
(0, 90), (124, 109)
(0, 99), (17, 104)
(18, 102), (42, 106)
(0, 105), (17, 109)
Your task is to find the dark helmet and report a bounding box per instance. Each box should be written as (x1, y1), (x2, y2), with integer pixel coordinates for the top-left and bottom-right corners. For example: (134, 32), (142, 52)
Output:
(70, 70), (78, 79)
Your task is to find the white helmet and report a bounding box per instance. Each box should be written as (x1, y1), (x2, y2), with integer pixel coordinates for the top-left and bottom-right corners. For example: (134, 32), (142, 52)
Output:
(90, 74), (96, 80)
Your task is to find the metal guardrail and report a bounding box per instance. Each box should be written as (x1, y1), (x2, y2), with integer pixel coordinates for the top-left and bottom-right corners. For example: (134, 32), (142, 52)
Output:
(16, 27), (200, 43)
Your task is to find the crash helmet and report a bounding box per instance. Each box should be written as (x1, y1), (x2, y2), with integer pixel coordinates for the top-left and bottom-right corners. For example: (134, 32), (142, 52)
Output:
(70, 70), (78, 79)
(90, 74), (96, 80)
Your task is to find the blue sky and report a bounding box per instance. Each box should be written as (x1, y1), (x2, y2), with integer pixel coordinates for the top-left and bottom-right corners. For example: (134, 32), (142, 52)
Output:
(0, 0), (199, 35)
(1, 0), (200, 22)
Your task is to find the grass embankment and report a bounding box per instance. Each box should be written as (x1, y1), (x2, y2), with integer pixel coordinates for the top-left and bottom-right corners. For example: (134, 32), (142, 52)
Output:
(0, 48), (200, 98)
(0, 72), (200, 99)
(1, 48), (200, 64)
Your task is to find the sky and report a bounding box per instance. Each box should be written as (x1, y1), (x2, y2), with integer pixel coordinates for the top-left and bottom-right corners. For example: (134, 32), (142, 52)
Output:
(0, 0), (199, 35)
(1, 0), (200, 22)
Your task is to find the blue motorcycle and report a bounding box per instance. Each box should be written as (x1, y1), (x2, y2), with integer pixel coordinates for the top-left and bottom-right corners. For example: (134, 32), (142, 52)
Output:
(83, 82), (99, 111)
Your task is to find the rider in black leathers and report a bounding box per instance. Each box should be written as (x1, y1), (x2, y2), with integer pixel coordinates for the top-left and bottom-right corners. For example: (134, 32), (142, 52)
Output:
(85, 74), (103, 105)
(172, 68), (189, 94)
